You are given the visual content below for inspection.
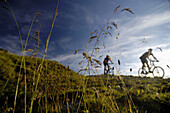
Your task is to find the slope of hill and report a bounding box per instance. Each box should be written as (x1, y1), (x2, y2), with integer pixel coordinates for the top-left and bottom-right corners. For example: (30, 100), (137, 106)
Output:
(0, 50), (170, 113)
(0, 50), (84, 112)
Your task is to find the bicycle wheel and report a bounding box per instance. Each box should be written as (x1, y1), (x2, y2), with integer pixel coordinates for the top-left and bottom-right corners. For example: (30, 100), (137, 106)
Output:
(138, 68), (147, 77)
(153, 66), (165, 78)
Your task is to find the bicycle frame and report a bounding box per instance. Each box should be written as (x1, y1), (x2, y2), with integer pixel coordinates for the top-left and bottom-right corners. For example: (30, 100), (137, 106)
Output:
(104, 63), (114, 75)
(149, 59), (158, 72)
(138, 59), (164, 78)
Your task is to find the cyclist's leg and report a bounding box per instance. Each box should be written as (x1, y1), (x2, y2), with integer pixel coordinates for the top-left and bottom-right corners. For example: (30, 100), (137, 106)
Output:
(145, 60), (151, 72)
(104, 63), (106, 75)
(105, 64), (110, 74)
(141, 59), (145, 73)
(141, 59), (149, 74)
(108, 64), (110, 72)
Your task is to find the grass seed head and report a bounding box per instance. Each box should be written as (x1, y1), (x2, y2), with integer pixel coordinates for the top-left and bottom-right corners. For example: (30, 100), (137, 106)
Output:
(121, 8), (134, 14)
(114, 5), (120, 13)
(74, 49), (81, 54)
(118, 59), (121, 65)
(130, 68), (132, 72)
(111, 22), (118, 29)
(25, 49), (34, 52)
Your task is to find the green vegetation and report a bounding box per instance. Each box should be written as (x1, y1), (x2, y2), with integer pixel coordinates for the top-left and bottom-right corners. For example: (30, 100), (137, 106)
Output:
(0, 51), (170, 113)
(0, 50), (84, 112)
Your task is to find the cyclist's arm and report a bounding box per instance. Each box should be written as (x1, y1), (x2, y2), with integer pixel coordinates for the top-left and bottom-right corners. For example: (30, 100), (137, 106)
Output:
(110, 60), (113, 64)
(151, 54), (158, 61)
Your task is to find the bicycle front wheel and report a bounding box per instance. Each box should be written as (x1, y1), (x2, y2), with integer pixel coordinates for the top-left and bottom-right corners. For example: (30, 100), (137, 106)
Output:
(153, 66), (165, 78)
(138, 68), (147, 77)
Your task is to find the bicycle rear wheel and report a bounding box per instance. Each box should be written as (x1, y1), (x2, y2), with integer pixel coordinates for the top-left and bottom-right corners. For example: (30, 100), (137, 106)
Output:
(138, 68), (147, 77)
(153, 66), (165, 78)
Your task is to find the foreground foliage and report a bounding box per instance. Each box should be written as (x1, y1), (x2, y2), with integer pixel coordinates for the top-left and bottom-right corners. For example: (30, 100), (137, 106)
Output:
(0, 51), (170, 113)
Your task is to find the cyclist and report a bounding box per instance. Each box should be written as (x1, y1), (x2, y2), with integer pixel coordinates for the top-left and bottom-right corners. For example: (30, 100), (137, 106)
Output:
(103, 55), (113, 74)
(139, 48), (158, 73)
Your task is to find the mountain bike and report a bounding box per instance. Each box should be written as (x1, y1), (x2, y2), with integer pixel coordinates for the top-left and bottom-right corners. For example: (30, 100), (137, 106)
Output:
(138, 60), (165, 78)
(104, 63), (114, 75)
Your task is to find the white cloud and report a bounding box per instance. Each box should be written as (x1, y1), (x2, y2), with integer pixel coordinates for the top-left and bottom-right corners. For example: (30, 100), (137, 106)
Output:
(0, 35), (23, 55)
(118, 11), (170, 36)
(48, 0), (170, 77)
(109, 9), (170, 78)
(82, 8), (170, 76)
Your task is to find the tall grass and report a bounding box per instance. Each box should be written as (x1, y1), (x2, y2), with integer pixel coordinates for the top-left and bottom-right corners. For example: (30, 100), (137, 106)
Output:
(29, 0), (59, 112)
(1, 0), (59, 113)
(75, 5), (137, 113)
(0, 0), (140, 113)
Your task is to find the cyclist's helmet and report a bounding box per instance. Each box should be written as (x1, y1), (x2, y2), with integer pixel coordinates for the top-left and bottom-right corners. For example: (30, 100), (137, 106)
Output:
(106, 55), (110, 59)
(148, 48), (152, 52)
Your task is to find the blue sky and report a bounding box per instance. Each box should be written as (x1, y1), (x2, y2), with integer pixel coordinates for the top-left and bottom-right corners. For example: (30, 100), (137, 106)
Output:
(0, 0), (170, 77)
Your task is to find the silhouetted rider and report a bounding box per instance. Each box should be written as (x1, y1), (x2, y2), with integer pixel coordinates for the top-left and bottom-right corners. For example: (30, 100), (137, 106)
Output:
(140, 48), (158, 72)
(103, 55), (113, 74)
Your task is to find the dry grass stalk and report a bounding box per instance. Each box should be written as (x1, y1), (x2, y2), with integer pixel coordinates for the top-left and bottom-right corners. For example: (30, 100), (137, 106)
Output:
(121, 8), (134, 14)
(93, 58), (102, 66)
(29, 1), (59, 113)
(74, 49), (81, 54)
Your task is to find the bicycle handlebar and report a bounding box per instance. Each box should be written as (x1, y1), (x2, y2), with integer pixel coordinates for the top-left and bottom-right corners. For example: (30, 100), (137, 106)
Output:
(107, 63), (114, 65)
(149, 59), (159, 62)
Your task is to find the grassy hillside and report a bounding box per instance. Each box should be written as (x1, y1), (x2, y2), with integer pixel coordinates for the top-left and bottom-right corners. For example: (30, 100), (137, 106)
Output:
(0, 50), (170, 113)
(0, 50), (84, 112)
